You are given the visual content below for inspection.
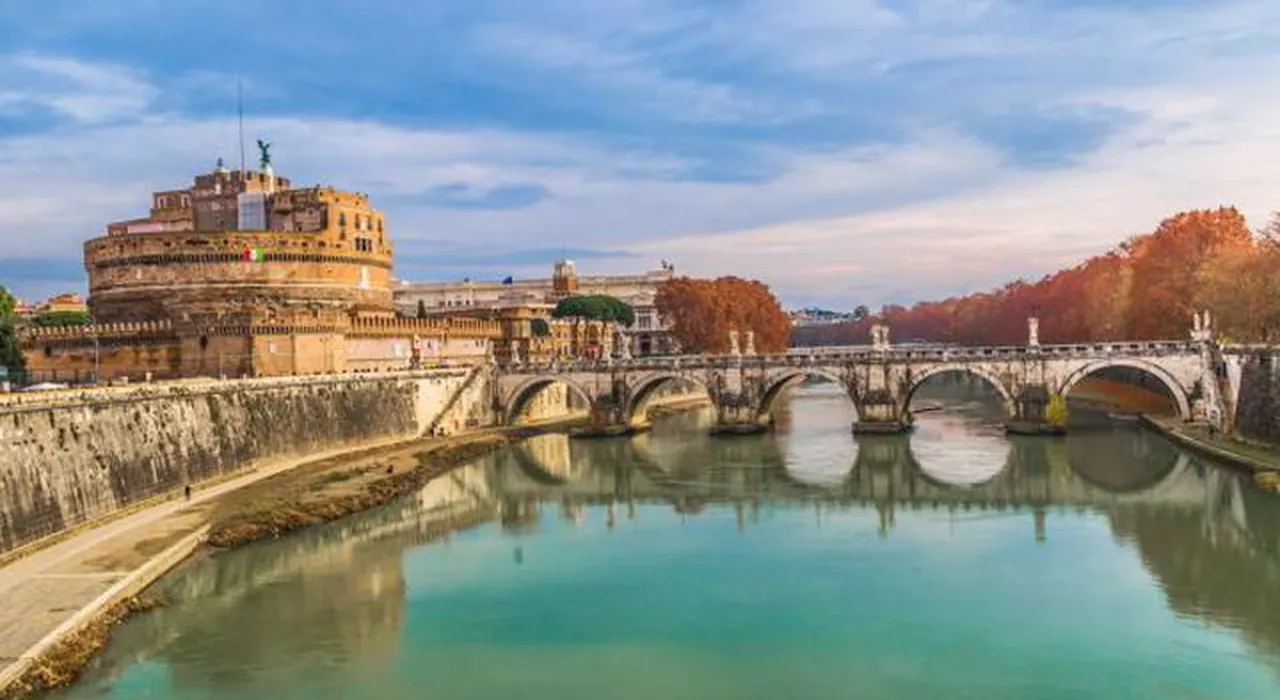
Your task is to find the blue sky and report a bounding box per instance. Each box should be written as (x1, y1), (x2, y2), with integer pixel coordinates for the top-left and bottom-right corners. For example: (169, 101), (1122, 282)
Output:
(1, 0), (1279, 309)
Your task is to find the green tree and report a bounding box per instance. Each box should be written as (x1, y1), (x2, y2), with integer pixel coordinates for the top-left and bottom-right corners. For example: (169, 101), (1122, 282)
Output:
(531, 318), (550, 337)
(552, 295), (635, 327)
(416, 299), (428, 319)
(0, 320), (25, 382)
(29, 310), (91, 327)
(852, 305), (870, 322)
(0, 287), (23, 383)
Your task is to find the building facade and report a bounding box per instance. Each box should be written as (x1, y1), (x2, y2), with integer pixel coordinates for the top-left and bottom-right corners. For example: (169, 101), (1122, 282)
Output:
(10, 294), (88, 320)
(394, 259), (678, 356)
(20, 158), (501, 384)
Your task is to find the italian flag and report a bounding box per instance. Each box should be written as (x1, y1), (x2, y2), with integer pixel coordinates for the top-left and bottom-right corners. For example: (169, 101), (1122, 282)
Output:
(241, 247), (265, 262)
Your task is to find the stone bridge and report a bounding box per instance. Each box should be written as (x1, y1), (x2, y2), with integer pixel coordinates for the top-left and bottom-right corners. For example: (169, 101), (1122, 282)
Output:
(493, 315), (1234, 435)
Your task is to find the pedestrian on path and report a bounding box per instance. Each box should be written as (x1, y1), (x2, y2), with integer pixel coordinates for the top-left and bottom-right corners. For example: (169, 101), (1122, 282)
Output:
(184, 484), (192, 501)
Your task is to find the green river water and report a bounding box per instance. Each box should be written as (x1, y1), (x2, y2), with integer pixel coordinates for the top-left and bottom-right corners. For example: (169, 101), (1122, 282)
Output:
(46, 383), (1280, 699)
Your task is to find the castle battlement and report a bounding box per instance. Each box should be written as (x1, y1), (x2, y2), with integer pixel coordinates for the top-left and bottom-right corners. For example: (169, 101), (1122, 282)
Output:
(348, 315), (503, 338)
(21, 320), (175, 342)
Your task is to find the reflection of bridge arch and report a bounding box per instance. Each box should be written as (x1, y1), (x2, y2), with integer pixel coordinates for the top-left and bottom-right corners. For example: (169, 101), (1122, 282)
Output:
(509, 437), (574, 485)
(504, 376), (593, 425)
(902, 365), (1016, 419)
(1066, 428), (1182, 494)
(626, 372), (710, 426)
(907, 413), (1014, 489)
(756, 369), (855, 423)
(1059, 358), (1191, 420)
(492, 423), (1204, 511)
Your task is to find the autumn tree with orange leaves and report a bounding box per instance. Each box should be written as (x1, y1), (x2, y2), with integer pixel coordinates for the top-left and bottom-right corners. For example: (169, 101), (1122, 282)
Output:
(794, 206), (1280, 347)
(656, 276), (791, 354)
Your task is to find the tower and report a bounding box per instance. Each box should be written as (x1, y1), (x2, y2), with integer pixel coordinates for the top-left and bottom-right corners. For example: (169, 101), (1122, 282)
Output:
(552, 259), (578, 298)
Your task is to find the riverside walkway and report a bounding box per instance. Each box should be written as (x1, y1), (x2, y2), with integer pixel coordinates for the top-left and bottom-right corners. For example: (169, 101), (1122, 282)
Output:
(0, 434), (416, 696)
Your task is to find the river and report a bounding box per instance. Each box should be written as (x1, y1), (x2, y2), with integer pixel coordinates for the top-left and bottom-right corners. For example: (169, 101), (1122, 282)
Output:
(46, 383), (1280, 699)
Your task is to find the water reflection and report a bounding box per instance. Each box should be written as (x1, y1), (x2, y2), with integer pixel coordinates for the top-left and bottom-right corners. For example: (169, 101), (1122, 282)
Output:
(48, 387), (1280, 700)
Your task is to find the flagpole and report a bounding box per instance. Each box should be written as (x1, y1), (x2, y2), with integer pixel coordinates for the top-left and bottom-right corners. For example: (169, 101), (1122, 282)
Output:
(237, 77), (246, 173)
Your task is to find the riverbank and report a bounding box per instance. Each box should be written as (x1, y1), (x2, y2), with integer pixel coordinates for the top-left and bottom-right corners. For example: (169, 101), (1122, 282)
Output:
(0, 419), (573, 700)
(0, 391), (704, 698)
(1142, 416), (1280, 474)
(204, 429), (525, 548)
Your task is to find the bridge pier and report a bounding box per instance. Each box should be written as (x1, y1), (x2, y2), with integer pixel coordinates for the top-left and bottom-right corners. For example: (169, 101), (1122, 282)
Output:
(1005, 384), (1064, 435)
(709, 393), (769, 436)
(852, 386), (911, 434)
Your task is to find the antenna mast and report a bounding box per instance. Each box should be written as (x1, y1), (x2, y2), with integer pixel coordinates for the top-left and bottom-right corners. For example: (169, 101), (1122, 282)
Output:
(237, 78), (246, 173)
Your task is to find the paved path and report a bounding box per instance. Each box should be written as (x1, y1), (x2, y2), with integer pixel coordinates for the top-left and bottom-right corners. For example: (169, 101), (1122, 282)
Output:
(0, 435), (412, 692)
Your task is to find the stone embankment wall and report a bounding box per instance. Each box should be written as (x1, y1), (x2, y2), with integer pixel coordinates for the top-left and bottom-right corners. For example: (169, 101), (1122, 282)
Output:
(1235, 350), (1280, 443)
(0, 369), (500, 556)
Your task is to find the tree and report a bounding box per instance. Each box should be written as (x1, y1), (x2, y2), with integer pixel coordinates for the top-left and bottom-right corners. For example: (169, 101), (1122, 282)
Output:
(1195, 240), (1280, 343)
(852, 305), (870, 322)
(531, 318), (550, 337)
(0, 287), (22, 383)
(551, 295), (635, 327)
(655, 276), (791, 353)
(1045, 394), (1070, 430)
(29, 310), (90, 327)
(0, 322), (25, 382)
(793, 206), (1270, 347)
(416, 299), (428, 319)
(1126, 207), (1252, 339)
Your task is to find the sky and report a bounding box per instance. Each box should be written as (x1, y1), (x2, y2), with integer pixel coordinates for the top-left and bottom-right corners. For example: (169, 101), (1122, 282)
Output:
(1, 0), (1279, 310)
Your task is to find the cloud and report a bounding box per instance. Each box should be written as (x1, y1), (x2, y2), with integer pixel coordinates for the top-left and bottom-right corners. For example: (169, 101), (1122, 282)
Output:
(0, 53), (156, 123)
(395, 246), (639, 281)
(2, 1), (1280, 311)
(403, 182), (553, 211)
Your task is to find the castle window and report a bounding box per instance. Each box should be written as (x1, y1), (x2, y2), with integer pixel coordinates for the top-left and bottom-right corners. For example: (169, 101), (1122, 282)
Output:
(377, 219), (383, 232)
(198, 335), (209, 351)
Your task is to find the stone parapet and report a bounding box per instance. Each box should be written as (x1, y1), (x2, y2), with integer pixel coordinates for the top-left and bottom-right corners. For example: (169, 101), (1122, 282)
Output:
(19, 320), (175, 342)
(0, 367), (471, 414)
(348, 315), (503, 339)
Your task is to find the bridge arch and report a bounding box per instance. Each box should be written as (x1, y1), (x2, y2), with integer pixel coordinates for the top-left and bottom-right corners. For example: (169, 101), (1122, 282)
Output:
(1058, 358), (1191, 420)
(755, 369), (855, 424)
(625, 372), (711, 426)
(902, 364), (1017, 419)
(504, 375), (594, 426)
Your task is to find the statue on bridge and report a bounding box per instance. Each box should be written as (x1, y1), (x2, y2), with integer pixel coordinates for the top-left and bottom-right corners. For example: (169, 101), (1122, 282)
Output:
(1191, 310), (1215, 343)
(1028, 317), (1040, 347)
(870, 324), (891, 351)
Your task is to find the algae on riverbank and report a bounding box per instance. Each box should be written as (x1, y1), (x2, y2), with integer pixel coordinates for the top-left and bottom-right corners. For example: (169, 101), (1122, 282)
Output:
(206, 435), (513, 549)
(0, 596), (166, 700)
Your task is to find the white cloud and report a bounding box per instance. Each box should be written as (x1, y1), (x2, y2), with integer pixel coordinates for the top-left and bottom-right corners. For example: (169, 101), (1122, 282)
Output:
(635, 73), (1280, 306)
(5, 0), (1280, 309)
(0, 53), (156, 123)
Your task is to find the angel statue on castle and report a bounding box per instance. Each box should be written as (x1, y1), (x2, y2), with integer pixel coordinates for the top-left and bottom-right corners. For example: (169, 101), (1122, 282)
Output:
(256, 139), (272, 168)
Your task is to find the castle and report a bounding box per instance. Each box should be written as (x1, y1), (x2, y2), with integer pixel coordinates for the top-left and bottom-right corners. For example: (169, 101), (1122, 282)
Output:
(21, 151), (501, 383)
